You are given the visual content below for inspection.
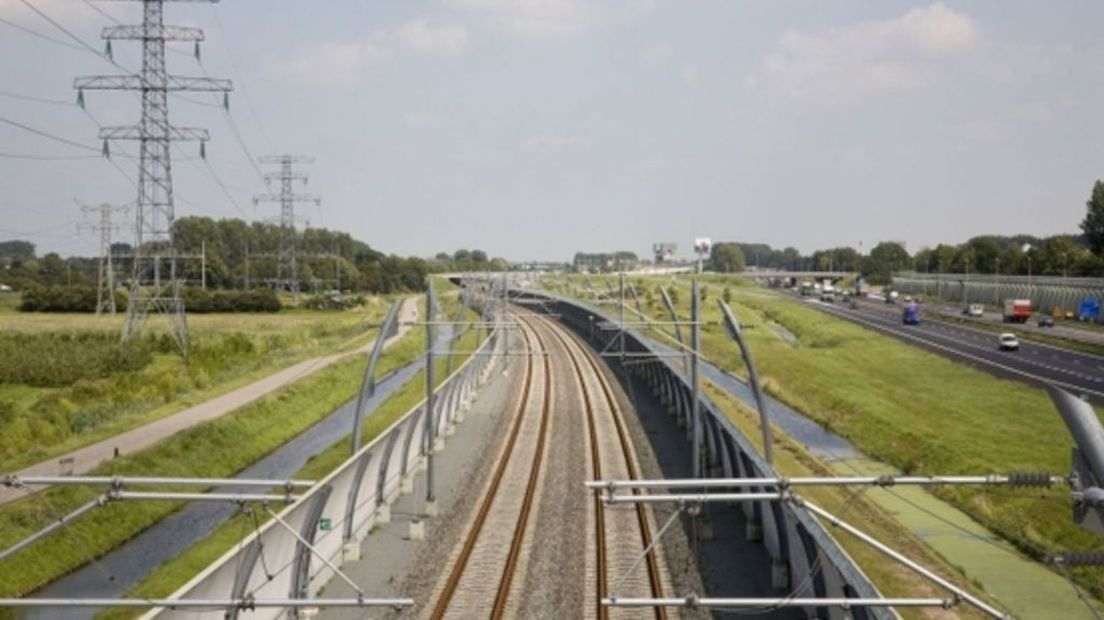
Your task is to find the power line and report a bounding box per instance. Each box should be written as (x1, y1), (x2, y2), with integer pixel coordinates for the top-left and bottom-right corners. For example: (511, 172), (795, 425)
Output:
(0, 115), (100, 152)
(0, 152), (101, 161)
(0, 15), (86, 51)
(222, 109), (267, 183)
(210, 5), (275, 153)
(79, 0), (120, 25)
(0, 90), (75, 106)
(18, 0), (108, 58)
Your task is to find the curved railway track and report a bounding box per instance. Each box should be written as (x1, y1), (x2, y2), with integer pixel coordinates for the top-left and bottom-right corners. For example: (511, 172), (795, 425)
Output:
(426, 310), (667, 619)
(534, 313), (668, 620)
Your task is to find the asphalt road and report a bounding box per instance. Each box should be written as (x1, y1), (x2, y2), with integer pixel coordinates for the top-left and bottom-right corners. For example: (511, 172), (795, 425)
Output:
(803, 296), (1104, 403)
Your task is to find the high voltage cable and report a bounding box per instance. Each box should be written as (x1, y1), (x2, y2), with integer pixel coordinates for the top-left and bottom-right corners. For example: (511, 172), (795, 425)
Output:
(0, 152), (102, 161)
(16, 0), (261, 220)
(0, 90), (74, 106)
(17, 0), (108, 59)
(211, 5), (275, 153)
(0, 15), (86, 51)
(0, 115), (100, 152)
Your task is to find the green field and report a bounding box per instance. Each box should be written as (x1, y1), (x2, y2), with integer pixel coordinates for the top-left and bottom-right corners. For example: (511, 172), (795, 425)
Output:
(93, 315), (487, 620)
(0, 300), (395, 471)
(0, 298), (433, 600)
(546, 273), (1104, 603)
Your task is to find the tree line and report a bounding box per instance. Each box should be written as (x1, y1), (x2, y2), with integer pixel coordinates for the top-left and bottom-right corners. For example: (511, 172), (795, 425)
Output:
(707, 180), (1104, 284)
(0, 216), (433, 295)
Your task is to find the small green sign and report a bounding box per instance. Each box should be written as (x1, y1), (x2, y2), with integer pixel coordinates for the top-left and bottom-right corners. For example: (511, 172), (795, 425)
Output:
(319, 517), (332, 531)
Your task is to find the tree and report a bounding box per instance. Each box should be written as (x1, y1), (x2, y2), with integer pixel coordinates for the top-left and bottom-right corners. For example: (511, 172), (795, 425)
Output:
(864, 242), (909, 284)
(961, 236), (1001, 273)
(1082, 180), (1104, 255)
(0, 240), (35, 261)
(708, 243), (746, 272)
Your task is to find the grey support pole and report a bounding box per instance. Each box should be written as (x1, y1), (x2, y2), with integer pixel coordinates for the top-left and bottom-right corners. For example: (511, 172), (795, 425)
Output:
(352, 299), (402, 455)
(619, 271), (626, 358)
(425, 282), (438, 515)
(0, 494), (108, 561)
(692, 279), (702, 478)
(718, 300), (775, 466)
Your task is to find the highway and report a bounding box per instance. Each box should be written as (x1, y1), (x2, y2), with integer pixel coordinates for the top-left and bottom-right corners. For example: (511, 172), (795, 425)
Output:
(804, 296), (1104, 403)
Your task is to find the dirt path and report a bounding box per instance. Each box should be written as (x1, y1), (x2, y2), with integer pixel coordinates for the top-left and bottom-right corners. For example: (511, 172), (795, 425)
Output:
(0, 297), (418, 506)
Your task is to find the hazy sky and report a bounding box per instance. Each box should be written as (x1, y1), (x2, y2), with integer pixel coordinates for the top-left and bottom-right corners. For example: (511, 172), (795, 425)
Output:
(2, 1), (1102, 261)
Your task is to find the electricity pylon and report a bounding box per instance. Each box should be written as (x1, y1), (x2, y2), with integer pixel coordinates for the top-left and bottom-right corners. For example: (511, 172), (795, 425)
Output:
(78, 203), (129, 315)
(253, 156), (320, 295)
(74, 0), (233, 353)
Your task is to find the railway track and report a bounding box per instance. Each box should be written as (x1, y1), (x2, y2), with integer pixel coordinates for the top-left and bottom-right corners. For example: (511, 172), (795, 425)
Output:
(537, 313), (668, 620)
(428, 313), (552, 619)
(425, 310), (669, 619)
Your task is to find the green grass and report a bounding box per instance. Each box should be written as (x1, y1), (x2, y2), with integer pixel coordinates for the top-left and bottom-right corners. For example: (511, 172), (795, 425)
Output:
(92, 319), (487, 620)
(0, 301), (397, 471)
(546, 273), (1104, 602)
(0, 311), (427, 599)
(706, 382), (994, 620)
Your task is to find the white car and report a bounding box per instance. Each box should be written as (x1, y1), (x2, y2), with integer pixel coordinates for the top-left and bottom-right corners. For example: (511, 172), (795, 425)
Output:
(998, 333), (1020, 351)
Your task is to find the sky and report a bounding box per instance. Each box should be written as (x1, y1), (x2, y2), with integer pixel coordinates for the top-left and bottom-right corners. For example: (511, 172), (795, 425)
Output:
(1, 0), (1103, 262)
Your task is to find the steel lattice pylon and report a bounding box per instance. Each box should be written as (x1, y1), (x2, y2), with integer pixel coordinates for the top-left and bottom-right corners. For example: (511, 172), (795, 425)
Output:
(253, 155), (320, 295)
(78, 203), (129, 315)
(75, 0), (232, 354)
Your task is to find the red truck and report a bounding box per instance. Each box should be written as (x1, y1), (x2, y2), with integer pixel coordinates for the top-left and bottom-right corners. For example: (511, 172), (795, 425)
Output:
(1002, 299), (1032, 323)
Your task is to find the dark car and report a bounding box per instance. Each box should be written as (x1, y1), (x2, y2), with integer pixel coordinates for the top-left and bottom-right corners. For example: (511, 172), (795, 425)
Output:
(1038, 315), (1055, 328)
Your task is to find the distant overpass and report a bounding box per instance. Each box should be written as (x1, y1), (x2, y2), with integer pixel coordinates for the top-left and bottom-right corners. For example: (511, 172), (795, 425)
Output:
(741, 270), (857, 280)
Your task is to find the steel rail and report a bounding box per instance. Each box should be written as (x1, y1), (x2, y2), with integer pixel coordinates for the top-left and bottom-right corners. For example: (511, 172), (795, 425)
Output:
(428, 316), (538, 620)
(570, 323), (668, 619)
(490, 315), (554, 618)
(537, 313), (610, 620)
(539, 312), (667, 620)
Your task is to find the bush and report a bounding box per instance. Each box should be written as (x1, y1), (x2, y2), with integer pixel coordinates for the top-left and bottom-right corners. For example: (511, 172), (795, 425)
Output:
(19, 286), (126, 313)
(183, 288), (281, 313)
(0, 332), (152, 387)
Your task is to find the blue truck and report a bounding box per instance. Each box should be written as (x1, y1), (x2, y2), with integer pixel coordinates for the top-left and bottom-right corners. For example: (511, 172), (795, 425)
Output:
(1079, 297), (1101, 322)
(902, 301), (921, 325)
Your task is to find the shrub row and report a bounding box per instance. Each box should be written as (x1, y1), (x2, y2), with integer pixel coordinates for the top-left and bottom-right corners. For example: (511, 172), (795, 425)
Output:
(19, 286), (125, 313)
(18, 286), (281, 314)
(0, 332), (152, 387)
(182, 289), (281, 313)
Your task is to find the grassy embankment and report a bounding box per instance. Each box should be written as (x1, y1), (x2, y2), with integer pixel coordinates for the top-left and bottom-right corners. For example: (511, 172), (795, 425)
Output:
(707, 383), (994, 620)
(94, 310), (487, 620)
(0, 297), (432, 600)
(0, 301), (394, 472)
(547, 273), (1104, 603)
